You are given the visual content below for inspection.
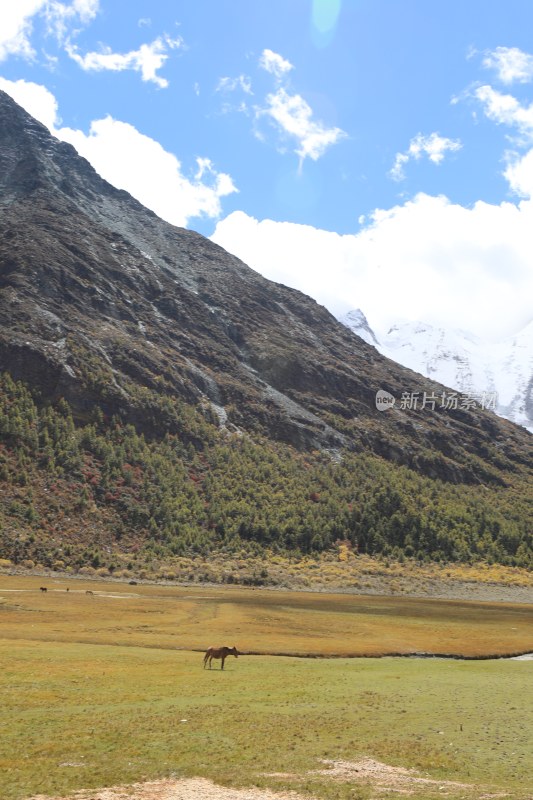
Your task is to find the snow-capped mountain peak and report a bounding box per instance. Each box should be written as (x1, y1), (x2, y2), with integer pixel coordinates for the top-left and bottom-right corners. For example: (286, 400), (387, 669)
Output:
(340, 311), (533, 433)
(340, 309), (380, 346)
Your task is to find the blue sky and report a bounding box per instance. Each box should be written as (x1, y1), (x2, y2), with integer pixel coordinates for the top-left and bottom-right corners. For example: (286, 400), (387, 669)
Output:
(1, 1), (533, 341)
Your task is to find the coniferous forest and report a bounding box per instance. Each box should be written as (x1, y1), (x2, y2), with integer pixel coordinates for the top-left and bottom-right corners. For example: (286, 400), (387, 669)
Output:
(1, 372), (530, 576)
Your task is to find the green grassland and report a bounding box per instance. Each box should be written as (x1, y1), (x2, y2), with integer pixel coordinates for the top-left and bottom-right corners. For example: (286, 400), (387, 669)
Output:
(1, 576), (532, 800)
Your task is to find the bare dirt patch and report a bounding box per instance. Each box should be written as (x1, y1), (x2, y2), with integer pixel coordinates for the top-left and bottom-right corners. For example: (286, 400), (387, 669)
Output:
(261, 759), (513, 798)
(315, 758), (469, 792)
(25, 763), (516, 800)
(312, 759), (512, 797)
(26, 777), (308, 800)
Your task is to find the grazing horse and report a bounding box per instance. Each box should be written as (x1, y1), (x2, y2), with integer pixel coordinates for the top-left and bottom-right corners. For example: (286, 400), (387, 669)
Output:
(203, 645), (239, 670)
(40, 587), (47, 592)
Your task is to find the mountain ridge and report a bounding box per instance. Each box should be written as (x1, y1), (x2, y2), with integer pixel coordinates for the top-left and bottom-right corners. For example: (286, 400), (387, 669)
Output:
(1, 88), (532, 480)
(0, 89), (531, 573)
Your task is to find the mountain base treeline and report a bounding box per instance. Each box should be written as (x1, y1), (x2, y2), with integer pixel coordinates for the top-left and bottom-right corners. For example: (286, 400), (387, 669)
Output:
(0, 372), (531, 574)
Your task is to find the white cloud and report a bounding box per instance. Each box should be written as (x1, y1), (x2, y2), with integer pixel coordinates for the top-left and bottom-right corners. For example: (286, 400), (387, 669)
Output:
(67, 0), (98, 17)
(256, 48), (345, 165)
(0, 1), (99, 61)
(504, 150), (533, 198)
(217, 48), (345, 166)
(474, 84), (533, 141)
(0, 1), (47, 61)
(216, 74), (253, 95)
(472, 83), (533, 197)
(257, 87), (346, 166)
(211, 196), (533, 342)
(66, 34), (182, 88)
(0, 76), (60, 129)
(390, 132), (462, 181)
(59, 117), (236, 223)
(0, 78), (237, 227)
(44, 0), (99, 40)
(259, 48), (293, 79)
(483, 46), (533, 85)
(504, 148), (533, 197)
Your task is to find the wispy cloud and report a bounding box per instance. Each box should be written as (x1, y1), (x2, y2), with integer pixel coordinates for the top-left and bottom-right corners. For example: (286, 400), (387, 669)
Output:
(474, 85), (533, 140)
(473, 80), (533, 197)
(65, 34), (183, 88)
(44, 0), (99, 40)
(0, 3), (180, 90)
(390, 132), (462, 181)
(216, 74), (253, 95)
(255, 49), (346, 168)
(0, 2), (44, 62)
(458, 47), (533, 200)
(215, 48), (345, 167)
(0, 1), (99, 62)
(258, 87), (345, 166)
(482, 46), (533, 85)
(259, 48), (293, 79)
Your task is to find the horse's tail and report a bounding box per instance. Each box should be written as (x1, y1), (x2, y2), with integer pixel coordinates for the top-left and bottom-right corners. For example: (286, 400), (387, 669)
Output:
(203, 648), (211, 668)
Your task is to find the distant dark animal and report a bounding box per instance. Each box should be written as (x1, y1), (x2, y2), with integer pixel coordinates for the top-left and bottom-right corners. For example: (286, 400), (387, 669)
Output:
(85, 590), (94, 595)
(203, 645), (239, 670)
(40, 587), (47, 592)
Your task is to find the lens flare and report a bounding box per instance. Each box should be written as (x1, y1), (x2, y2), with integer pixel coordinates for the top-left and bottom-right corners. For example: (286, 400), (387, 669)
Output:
(311, 0), (342, 47)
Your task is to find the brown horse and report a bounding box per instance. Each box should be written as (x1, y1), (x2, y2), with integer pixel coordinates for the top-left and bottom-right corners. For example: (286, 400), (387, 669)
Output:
(203, 645), (239, 670)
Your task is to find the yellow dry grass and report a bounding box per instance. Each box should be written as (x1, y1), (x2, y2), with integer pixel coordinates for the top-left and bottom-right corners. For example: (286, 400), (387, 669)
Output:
(1, 574), (531, 657)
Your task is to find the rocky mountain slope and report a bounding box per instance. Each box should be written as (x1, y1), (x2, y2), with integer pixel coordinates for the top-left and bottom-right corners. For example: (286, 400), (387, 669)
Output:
(0, 88), (531, 487)
(0, 90), (531, 572)
(341, 311), (533, 432)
